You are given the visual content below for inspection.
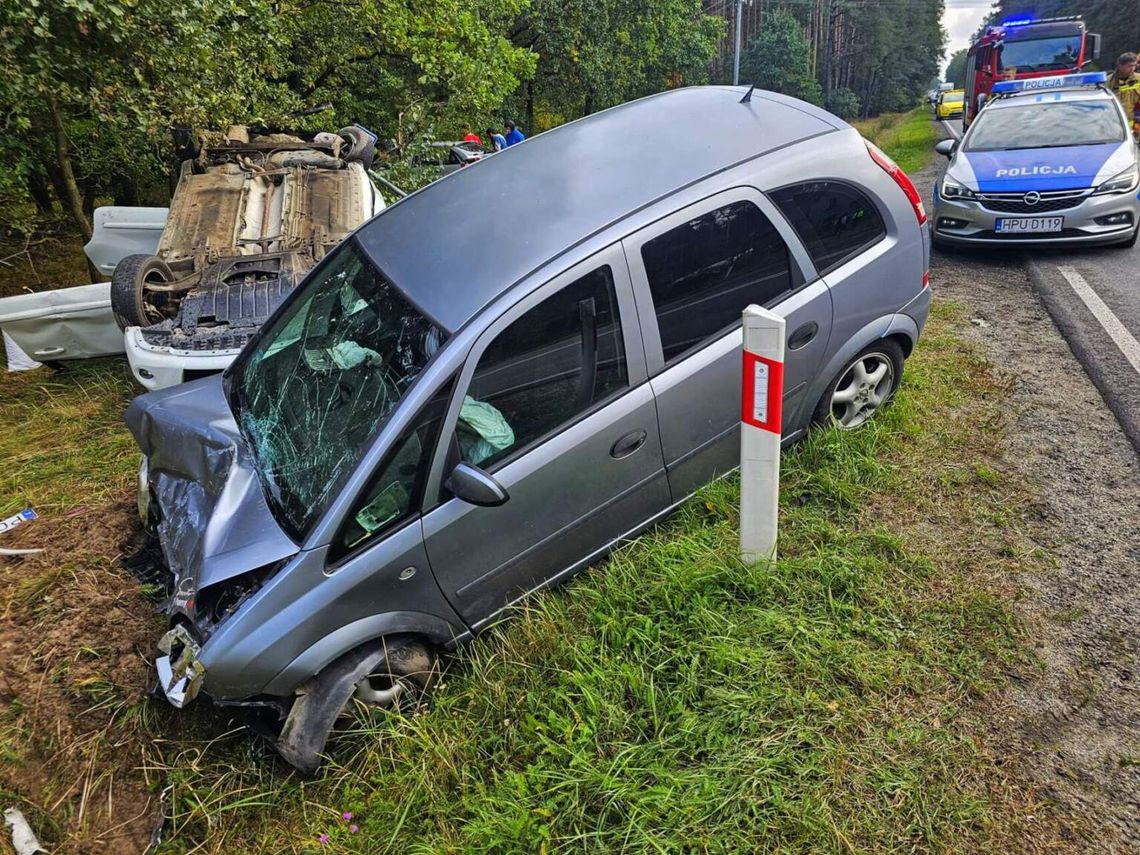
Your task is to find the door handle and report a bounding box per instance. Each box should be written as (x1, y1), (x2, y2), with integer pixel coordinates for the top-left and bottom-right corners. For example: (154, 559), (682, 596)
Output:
(33, 347), (66, 357)
(610, 429), (648, 459)
(788, 322), (818, 351)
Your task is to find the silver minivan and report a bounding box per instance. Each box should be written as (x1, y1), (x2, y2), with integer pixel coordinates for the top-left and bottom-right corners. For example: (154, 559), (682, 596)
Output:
(126, 85), (931, 771)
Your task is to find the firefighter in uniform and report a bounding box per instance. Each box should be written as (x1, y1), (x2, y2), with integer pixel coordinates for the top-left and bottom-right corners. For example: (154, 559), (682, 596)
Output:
(1107, 52), (1140, 138)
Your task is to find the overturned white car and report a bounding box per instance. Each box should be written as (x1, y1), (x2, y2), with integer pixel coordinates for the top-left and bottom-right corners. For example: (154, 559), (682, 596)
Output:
(0, 125), (385, 389)
(117, 126), (385, 389)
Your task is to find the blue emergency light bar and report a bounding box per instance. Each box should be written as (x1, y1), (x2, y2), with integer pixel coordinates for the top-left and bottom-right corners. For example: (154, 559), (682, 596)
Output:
(992, 71), (1107, 94)
(1001, 17), (1035, 26)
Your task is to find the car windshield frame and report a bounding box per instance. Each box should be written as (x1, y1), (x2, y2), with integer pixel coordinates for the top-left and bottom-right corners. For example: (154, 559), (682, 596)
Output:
(224, 237), (448, 541)
(964, 98), (1126, 152)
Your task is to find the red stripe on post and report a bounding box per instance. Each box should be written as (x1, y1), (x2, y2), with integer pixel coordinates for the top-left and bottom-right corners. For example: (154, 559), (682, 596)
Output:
(741, 351), (784, 434)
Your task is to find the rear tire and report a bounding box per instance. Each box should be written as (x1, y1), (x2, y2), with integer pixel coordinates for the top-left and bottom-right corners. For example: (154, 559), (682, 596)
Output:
(110, 254), (172, 331)
(338, 126), (376, 169)
(812, 339), (905, 430)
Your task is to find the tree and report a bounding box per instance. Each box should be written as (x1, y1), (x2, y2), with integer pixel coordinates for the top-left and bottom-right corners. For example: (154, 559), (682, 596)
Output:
(739, 9), (823, 106)
(509, 0), (722, 129)
(945, 48), (968, 88)
(0, 0), (536, 253)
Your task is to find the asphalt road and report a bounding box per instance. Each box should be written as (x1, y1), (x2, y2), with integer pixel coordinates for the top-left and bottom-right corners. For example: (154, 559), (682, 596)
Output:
(933, 119), (1140, 452)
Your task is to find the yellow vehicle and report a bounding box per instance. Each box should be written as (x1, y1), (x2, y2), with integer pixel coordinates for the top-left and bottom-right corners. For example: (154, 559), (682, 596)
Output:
(937, 89), (965, 119)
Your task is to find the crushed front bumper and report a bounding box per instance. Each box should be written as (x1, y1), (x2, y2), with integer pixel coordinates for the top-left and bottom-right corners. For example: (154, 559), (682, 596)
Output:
(155, 625), (206, 708)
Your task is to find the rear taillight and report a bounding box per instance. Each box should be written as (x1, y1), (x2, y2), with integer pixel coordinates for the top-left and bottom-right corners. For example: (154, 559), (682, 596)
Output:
(922, 270), (930, 289)
(865, 140), (927, 225)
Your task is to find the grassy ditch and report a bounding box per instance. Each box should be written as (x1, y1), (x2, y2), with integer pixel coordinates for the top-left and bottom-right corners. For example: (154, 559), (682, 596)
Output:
(141, 300), (1043, 854)
(853, 109), (937, 175)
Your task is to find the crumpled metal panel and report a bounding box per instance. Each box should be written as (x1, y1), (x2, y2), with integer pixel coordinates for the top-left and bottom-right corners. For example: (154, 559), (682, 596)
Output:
(124, 375), (298, 596)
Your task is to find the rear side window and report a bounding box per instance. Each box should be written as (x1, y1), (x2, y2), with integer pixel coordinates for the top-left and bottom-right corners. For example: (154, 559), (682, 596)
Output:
(770, 182), (886, 275)
(640, 201), (793, 363)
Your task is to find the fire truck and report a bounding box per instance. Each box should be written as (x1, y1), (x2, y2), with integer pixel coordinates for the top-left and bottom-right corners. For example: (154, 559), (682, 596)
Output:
(963, 16), (1101, 130)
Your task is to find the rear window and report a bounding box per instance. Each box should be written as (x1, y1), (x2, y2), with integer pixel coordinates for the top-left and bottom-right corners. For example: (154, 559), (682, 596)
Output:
(966, 100), (1126, 151)
(770, 182), (886, 275)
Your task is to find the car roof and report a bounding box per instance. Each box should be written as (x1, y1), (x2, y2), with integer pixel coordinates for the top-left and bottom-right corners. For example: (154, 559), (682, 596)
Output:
(357, 86), (844, 333)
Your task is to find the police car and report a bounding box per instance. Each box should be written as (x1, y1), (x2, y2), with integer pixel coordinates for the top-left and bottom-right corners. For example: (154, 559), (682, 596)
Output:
(932, 72), (1140, 249)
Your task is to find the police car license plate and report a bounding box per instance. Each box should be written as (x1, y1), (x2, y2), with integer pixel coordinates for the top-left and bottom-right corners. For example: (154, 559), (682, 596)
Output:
(995, 217), (1064, 233)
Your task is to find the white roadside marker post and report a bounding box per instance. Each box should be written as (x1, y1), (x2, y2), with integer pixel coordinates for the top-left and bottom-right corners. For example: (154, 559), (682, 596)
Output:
(740, 304), (785, 564)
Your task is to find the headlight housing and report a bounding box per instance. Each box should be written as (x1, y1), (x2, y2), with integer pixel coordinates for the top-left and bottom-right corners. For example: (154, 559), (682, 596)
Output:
(941, 177), (977, 200)
(1093, 165), (1139, 196)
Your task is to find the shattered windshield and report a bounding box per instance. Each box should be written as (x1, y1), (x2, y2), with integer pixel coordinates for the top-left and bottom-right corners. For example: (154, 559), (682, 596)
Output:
(230, 238), (446, 539)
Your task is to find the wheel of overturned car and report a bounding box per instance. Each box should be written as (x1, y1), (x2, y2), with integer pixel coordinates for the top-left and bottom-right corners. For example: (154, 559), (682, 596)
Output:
(337, 126), (376, 170)
(350, 638), (437, 712)
(111, 254), (173, 331)
(812, 339), (905, 430)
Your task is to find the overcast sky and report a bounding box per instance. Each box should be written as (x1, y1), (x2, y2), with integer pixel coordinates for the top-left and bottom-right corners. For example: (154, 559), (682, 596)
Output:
(942, 1), (993, 76)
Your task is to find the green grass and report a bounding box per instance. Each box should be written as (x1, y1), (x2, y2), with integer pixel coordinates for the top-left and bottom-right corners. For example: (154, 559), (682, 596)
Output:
(141, 302), (1039, 854)
(853, 109), (938, 175)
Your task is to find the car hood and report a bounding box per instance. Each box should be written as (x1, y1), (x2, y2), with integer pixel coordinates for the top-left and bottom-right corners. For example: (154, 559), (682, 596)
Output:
(125, 375), (299, 597)
(952, 141), (1134, 193)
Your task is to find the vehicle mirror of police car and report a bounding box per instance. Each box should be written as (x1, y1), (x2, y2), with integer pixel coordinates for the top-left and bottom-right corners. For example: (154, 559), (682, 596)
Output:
(934, 139), (956, 158)
(991, 71), (1107, 95)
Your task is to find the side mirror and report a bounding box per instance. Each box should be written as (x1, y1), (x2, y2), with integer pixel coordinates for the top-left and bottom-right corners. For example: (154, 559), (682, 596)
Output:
(934, 139), (957, 158)
(445, 462), (509, 507)
(1089, 33), (1101, 61)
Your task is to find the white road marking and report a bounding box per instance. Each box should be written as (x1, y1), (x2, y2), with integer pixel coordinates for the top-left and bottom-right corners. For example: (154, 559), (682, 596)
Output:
(1057, 265), (1140, 376)
(941, 120), (962, 141)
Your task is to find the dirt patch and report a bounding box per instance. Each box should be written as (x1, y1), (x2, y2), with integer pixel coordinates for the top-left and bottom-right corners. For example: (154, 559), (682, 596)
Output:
(0, 498), (162, 854)
(917, 152), (1140, 852)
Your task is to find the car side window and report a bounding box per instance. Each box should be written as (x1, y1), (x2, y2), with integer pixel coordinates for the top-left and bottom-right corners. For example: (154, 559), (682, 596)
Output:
(640, 200), (793, 364)
(335, 380), (454, 557)
(456, 266), (627, 471)
(770, 181), (886, 275)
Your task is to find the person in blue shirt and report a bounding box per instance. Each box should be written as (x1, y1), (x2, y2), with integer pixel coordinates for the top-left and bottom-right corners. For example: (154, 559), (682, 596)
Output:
(504, 119), (526, 147)
(486, 127), (508, 151)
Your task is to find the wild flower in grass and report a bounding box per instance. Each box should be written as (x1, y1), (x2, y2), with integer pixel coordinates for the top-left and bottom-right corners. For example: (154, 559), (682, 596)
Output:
(349, 824), (359, 834)
(342, 812), (353, 821)
(318, 833), (329, 845)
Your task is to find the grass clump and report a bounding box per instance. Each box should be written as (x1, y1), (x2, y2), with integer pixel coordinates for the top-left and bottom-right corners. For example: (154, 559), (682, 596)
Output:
(150, 302), (1036, 854)
(853, 108), (937, 174)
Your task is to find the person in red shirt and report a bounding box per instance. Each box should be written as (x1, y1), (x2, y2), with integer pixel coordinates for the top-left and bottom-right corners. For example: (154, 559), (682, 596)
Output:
(461, 124), (483, 145)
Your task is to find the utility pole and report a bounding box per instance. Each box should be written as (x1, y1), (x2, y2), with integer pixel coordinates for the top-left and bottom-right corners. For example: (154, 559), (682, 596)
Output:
(732, 0), (750, 86)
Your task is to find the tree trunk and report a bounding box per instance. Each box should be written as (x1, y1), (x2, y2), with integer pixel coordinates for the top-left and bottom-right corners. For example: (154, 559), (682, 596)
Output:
(26, 170), (54, 215)
(47, 94), (92, 241)
(526, 81), (535, 136)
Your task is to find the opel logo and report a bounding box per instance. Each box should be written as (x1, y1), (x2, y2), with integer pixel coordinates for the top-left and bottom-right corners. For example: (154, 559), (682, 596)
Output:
(1023, 191), (1041, 206)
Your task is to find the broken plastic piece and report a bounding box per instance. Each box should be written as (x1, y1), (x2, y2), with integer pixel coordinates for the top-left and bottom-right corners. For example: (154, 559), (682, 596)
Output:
(2, 331), (41, 371)
(4, 807), (47, 855)
(0, 508), (36, 536)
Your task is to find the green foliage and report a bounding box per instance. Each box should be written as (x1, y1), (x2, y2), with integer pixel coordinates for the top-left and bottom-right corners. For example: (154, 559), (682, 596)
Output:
(511, 0), (722, 125)
(946, 48), (969, 88)
(825, 86), (861, 120)
(852, 109), (937, 174)
(740, 9), (823, 106)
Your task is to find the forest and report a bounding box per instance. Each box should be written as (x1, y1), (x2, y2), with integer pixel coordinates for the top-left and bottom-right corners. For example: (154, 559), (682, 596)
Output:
(1, 0), (945, 246)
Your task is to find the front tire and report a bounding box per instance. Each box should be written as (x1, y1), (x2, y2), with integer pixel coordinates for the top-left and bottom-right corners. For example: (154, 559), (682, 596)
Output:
(110, 254), (172, 331)
(813, 339), (905, 430)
